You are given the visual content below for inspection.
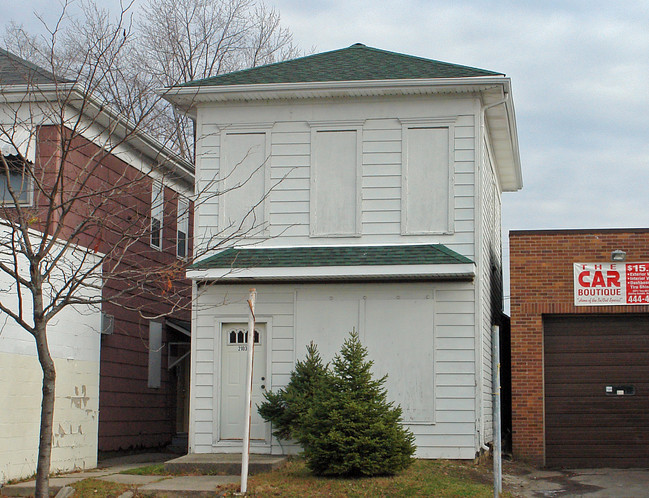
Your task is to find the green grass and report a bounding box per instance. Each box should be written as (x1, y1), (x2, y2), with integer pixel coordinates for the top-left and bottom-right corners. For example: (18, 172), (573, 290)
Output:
(120, 463), (167, 476)
(218, 459), (499, 497)
(112, 457), (512, 497)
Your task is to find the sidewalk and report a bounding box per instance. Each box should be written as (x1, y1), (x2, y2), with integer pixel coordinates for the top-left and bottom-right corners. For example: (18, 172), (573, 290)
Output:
(0, 453), (244, 497)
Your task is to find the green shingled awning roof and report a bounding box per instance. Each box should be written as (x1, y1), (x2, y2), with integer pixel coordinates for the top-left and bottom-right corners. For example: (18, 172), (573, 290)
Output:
(191, 244), (473, 270)
(180, 43), (502, 88)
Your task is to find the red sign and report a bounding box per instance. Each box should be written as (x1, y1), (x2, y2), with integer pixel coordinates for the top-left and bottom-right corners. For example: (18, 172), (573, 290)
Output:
(574, 263), (649, 306)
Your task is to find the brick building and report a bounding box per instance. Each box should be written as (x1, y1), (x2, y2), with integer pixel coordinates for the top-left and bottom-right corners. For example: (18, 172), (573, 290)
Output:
(510, 228), (649, 467)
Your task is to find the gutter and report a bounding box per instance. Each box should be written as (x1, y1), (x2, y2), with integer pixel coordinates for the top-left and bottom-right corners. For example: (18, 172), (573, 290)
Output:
(186, 263), (476, 282)
(480, 87), (523, 191)
(1, 82), (194, 186)
(159, 76), (511, 109)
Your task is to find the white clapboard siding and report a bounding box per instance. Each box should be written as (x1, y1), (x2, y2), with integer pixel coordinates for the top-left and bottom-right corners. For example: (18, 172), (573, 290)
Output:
(187, 92), (510, 459)
(476, 136), (503, 446)
(193, 102), (477, 259)
(191, 281), (477, 458)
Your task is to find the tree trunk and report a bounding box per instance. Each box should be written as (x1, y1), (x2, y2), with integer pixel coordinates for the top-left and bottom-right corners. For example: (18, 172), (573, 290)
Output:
(34, 320), (55, 498)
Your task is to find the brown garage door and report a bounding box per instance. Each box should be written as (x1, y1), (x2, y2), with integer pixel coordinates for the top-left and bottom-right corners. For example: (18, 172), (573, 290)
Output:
(544, 315), (649, 468)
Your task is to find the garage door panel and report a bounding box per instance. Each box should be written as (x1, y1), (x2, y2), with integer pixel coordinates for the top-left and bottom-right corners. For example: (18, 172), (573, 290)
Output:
(544, 315), (649, 468)
(545, 366), (648, 383)
(547, 427), (649, 442)
(546, 319), (649, 335)
(554, 445), (649, 460)
(545, 382), (649, 397)
(547, 457), (646, 468)
(545, 399), (649, 412)
(547, 415), (649, 429)
(545, 337), (649, 354)
(545, 351), (649, 366)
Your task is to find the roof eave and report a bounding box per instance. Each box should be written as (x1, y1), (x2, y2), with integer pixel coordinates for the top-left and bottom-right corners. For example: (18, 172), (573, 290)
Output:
(1, 82), (195, 185)
(161, 76), (510, 109)
(187, 263), (476, 282)
(483, 80), (523, 192)
(162, 75), (522, 192)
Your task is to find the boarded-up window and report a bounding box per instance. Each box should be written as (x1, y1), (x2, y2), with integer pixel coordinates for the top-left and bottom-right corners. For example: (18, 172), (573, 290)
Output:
(295, 292), (435, 424)
(311, 130), (359, 236)
(363, 299), (435, 423)
(402, 127), (451, 234)
(220, 132), (267, 235)
(148, 321), (163, 388)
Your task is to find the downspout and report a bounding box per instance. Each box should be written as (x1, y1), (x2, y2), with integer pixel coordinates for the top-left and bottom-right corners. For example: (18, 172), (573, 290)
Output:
(477, 91), (509, 453)
(481, 93), (510, 116)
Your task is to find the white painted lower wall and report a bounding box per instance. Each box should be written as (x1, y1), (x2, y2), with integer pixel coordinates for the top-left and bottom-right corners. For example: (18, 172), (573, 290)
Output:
(190, 280), (478, 460)
(0, 227), (102, 485)
(0, 353), (100, 483)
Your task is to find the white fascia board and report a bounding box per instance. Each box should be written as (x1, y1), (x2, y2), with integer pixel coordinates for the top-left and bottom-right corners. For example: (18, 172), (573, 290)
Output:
(187, 263), (476, 281)
(160, 76), (509, 107)
(482, 81), (522, 192)
(503, 97), (523, 191)
(0, 83), (194, 187)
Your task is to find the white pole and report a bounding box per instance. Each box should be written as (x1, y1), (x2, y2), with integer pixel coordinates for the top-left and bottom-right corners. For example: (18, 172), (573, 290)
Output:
(492, 325), (502, 497)
(241, 288), (256, 494)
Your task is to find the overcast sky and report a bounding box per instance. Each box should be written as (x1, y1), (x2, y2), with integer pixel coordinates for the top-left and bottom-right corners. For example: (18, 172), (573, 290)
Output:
(6, 0), (649, 305)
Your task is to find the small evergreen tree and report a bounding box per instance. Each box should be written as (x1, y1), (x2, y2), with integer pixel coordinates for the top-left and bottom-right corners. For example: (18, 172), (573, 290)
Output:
(299, 331), (416, 477)
(258, 342), (328, 440)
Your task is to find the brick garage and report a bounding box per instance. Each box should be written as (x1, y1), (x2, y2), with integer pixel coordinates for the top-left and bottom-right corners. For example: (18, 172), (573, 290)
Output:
(510, 229), (649, 467)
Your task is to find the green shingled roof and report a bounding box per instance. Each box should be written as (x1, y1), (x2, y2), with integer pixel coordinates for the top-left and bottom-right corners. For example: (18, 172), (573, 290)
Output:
(191, 244), (473, 270)
(180, 43), (502, 88)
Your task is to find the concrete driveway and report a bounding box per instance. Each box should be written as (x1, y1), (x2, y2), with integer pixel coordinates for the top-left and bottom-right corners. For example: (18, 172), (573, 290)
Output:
(504, 465), (649, 497)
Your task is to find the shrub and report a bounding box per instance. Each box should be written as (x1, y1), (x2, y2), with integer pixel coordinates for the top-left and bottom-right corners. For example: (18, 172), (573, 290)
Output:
(258, 341), (328, 440)
(298, 331), (416, 477)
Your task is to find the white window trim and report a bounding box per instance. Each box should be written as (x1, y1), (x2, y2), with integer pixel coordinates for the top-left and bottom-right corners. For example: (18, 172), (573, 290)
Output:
(218, 128), (272, 237)
(309, 121), (363, 238)
(151, 180), (164, 250)
(400, 117), (456, 236)
(0, 155), (34, 206)
(177, 196), (189, 259)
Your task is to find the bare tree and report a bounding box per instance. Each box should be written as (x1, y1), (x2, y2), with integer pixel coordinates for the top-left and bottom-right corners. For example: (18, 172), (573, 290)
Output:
(0, 7), (183, 497)
(0, 2), (297, 494)
(4, 0), (299, 160)
(136, 0), (299, 159)
(0, 84), (175, 498)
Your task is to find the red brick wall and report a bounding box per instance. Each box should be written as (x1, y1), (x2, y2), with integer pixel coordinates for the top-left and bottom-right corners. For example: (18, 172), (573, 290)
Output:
(510, 229), (649, 465)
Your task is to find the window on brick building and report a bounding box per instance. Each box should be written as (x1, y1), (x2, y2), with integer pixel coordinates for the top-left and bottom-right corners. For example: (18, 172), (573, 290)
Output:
(176, 197), (189, 259)
(151, 180), (163, 250)
(0, 154), (32, 205)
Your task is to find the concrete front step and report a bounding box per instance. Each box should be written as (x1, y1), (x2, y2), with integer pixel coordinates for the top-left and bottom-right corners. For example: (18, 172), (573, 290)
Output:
(164, 453), (287, 476)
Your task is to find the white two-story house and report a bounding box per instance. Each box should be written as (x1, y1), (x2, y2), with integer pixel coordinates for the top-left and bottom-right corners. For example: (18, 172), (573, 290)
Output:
(165, 43), (522, 459)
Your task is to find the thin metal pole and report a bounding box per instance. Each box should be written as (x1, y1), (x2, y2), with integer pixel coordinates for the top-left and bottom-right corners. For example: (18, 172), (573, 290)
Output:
(492, 325), (502, 497)
(241, 288), (256, 494)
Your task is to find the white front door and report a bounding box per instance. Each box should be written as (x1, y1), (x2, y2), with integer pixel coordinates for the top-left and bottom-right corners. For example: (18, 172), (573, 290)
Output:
(220, 323), (267, 441)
